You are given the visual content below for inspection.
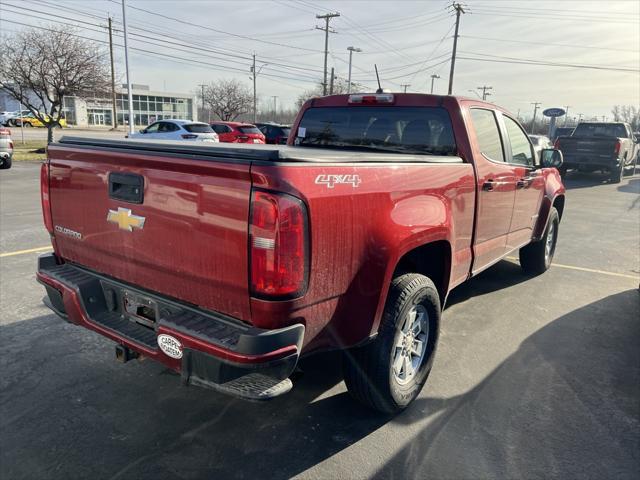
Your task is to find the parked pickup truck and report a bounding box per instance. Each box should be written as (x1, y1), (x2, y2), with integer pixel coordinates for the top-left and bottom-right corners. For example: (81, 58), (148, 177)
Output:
(555, 122), (638, 182)
(37, 93), (565, 413)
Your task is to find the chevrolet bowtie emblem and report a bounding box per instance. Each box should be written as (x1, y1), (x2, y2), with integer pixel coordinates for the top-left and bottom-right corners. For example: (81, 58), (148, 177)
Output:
(107, 207), (146, 232)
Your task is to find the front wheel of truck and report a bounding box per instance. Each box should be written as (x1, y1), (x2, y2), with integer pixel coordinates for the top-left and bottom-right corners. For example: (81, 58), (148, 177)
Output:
(342, 273), (440, 414)
(519, 207), (559, 276)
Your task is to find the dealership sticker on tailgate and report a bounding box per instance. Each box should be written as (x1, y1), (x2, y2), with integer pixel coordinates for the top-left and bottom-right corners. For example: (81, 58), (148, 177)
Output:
(157, 334), (183, 359)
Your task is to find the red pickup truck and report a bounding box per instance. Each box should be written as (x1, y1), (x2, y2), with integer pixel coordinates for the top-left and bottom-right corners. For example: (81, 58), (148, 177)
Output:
(37, 93), (565, 413)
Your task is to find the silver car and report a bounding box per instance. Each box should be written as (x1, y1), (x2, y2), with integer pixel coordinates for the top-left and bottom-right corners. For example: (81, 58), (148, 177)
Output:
(129, 119), (219, 142)
(0, 127), (13, 169)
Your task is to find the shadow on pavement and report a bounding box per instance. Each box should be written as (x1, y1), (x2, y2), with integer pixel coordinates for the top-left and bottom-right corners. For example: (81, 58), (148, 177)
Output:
(562, 171), (614, 189)
(376, 289), (640, 479)
(617, 177), (640, 194)
(1, 290), (638, 479)
(446, 259), (530, 309)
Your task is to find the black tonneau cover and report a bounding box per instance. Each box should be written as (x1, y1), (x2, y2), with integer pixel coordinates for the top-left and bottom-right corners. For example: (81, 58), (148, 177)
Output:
(56, 136), (463, 164)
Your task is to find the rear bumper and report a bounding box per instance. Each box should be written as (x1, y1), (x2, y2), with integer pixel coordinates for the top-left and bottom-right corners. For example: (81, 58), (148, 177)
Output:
(563, 154), (620, 170)
(37, 253), (304, 398)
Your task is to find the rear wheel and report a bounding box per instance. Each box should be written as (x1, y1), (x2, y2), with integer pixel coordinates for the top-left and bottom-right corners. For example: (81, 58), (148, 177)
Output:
(610, 159), (624, 183)
(23, 122), (32, 128)
(519, 207), (559, 275)
(0, 156), (12, 170)
(623, 155), (637, 177)
(343, 273), (440, 414)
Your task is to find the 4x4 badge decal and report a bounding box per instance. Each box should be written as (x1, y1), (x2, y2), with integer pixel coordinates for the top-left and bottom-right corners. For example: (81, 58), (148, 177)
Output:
(315, 174), (361, 188)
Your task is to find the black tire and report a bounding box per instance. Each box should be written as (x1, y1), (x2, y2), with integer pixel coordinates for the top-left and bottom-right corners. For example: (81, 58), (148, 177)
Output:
(0, 156), (12, 170)
(343, 273), (440, 414)
(23, 122), (32, 128)
(610, 158), (624, 183)
(558, 165), (568, 178)
(623, 155), (637, 177)
(519, 207), (559, 275)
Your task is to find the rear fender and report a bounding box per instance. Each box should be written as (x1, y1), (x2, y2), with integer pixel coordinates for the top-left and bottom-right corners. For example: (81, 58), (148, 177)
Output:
(533, 168), (565, 241)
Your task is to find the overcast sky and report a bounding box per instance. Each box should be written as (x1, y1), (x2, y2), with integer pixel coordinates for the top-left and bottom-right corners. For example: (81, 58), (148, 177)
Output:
(2, 0), (638, 120)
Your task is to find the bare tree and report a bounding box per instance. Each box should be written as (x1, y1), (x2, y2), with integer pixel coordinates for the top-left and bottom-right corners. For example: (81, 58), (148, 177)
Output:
(611, 105), (640, 130)
(202, 79), (253, 121)
(295, 78), (350, 110)
(0, 26), (110, 143)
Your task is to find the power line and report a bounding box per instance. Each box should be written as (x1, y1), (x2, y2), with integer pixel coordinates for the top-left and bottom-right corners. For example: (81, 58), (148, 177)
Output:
(0, 18), (319, 85)
(472, 9), (638, 25)
(106, 0), (323, 53)
(460, 50), (640, 72)
(457, 55), (639, 73)
(460, 35), (639, 53)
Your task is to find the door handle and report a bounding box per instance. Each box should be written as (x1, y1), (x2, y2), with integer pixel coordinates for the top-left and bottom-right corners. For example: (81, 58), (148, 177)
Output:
(482, 181), (495, 191)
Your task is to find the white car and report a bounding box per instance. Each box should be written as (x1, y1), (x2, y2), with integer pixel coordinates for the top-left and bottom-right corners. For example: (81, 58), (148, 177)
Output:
(129, 119), (219, 142)
(1, 110), (30, 126)
(0, 127), (13, 169)
(528, 134), (552, 158)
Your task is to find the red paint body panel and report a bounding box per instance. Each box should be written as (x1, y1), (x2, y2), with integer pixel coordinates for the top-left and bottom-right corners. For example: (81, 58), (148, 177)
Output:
(44, 93), (565, 363)
(210, 121), (266, 144)
(47, 145), (253, 322)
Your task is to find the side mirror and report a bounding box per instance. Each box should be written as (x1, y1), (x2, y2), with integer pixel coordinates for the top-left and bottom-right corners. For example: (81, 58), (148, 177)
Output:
(540, 148), (563, 169)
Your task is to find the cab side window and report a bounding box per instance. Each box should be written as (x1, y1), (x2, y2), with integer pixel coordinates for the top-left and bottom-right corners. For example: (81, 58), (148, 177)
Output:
(470, 109), (505, 162)
(145, 122), (160, 133)
(504, 116), (534, 166)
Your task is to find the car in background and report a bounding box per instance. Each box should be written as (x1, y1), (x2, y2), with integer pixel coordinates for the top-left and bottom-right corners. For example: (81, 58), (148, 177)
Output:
(15, 112), (68, 128)
(555, 122), (638, 182)
(551, 127), (574, 143)
(255, 122), (291, 144)
(528, 134), (552, 158)
(210, 122), (265, 144)
(129, 119), (219, 142)
(0, 127), (14, 169)
(1, 110), (30, 126)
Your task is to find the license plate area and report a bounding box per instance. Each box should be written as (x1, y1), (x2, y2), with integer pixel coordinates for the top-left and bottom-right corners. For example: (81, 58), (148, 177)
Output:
(122, 290), (159, 329)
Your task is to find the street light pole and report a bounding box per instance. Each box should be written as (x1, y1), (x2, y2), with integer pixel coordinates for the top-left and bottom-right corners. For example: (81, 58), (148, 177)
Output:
(530, 102), (541, 133)
(121, 0), (135, 135)
(347, 46), (361, 94)
(430, 74), (440, 94)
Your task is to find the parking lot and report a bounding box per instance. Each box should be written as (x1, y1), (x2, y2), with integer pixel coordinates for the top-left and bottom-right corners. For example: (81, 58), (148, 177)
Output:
(1, 162), (638, 479)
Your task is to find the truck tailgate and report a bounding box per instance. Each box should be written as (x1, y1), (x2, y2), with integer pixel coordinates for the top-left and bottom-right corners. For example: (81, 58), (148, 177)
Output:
(559, 137), (617, 158)
(47, 144), (253, 322)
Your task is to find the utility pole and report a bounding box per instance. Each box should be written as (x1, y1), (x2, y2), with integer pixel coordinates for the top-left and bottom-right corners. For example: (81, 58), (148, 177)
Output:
(530, 102), (541, 133)
(447, 2), (465, 95)
(316, 12), (340, 96)
(251, 54), (256, 123)
(563, 105), (571, 126)
(347, 46), (361, 94)
(272, 96), (278, 118)
(121, 0), (134, 135)
(107, 16), (118, 129)
(430, 74), (440, 94)
(477, 85), (493, 101)
(197, 84), (206, 122)
(401, 84), (410, 93)
(329, 67), (335, 94)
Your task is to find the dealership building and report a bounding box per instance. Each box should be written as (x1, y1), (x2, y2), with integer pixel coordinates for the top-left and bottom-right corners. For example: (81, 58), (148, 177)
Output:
(0, 84), (196, 128)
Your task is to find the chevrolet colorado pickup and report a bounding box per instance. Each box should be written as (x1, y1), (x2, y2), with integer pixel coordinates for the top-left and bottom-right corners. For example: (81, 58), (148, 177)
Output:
(555, 122), (638, 182)
(37, 93), (565, 413)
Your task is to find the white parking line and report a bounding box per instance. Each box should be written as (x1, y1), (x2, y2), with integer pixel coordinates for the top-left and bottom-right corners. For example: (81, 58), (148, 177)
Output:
(0, 246), (52, 258)
(507, 257), (639, 281)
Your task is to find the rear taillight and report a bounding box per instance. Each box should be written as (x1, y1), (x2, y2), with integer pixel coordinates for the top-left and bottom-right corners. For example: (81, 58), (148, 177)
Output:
(553, 139), (560, 149)
(40, 162), (53, 234)
(250, 189), (308, 298)
(9, 141), (13, 149)
(614, 140), (622, 155)
(181, 134), (198, 139)
(348, 93), (394, 105)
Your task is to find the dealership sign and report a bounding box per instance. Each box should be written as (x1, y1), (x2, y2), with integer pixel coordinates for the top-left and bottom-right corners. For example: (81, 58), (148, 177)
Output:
(543, 108), (566, 118)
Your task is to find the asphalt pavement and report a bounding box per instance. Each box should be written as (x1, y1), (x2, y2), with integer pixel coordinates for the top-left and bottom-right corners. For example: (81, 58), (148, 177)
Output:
(1, 162), (638, 480)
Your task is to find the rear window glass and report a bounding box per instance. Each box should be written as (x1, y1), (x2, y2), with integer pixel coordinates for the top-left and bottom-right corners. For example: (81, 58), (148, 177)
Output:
(280, 128), (291, 137)
(183, 123), (214, 133)
(470, 109), (504, 162)
(573, 123), (627, 138)
(238, 126), (262, 134)
(296, 106), (456, 155)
